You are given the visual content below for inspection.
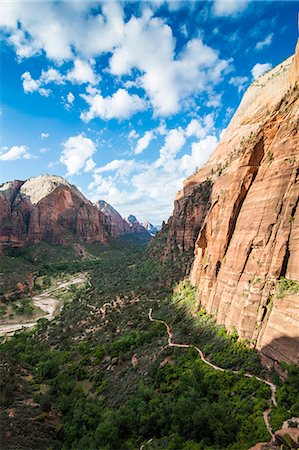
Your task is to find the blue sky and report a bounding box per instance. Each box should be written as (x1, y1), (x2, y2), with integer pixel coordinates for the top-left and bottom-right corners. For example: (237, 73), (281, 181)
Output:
(0, 0), (298, 224)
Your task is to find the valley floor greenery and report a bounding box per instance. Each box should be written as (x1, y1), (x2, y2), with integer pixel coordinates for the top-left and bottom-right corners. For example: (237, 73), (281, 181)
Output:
(0, 234), (298, 449)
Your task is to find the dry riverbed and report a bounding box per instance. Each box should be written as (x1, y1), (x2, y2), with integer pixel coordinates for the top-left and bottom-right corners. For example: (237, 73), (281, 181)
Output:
(0, 274), (86, 336)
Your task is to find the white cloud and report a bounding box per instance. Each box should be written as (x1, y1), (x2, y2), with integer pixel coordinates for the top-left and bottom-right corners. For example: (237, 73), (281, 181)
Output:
(95, 159), (144, 178)
(66, 59), (98, 85)
(180, 135), (218, 173)
(251, 62), (272, 80)
(84, 158), (96, 173)
(109, 15), (230, 116)
(40, 68), (65, 85)
(185, 114), (214, 139)
(134, 131), (154, 155)
(255, 33), (273, 51)
(85, 109), (221, 222)
(206, 92), (222, 108)
(60, 134), (96, 176)
(41, 132), (49, 140)
(0, 145), (30, 161)
(213, 0), (250, 16)
(80, 88), (147, 121)
(21, 71), (51, 96)
(154, 127), (186, 169)
(87, 119), (219, 223)
(128, 129), (139, 140)
(67, 92), (75, 105)
(229, 75), (249, 93)
(3, 3), (231, 118)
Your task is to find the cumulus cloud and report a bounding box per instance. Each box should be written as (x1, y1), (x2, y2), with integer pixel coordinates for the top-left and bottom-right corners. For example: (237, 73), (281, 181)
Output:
(251, 62), (272, 80)
(40, 68), (65, 85)
(21, 71), (51, 96)
(87, 119), (219, 222)
(2, 3), (230, 118)
(110, 21), (230, 116)
(255, 33), (273, 51)
(95, 159), (144, 178)
(0, 145), (31, 161)
(80, 88), (147, 121)
(85, 109), (222, 222)
(229, 75), (249, 93)
(213, 0), (250, 16)
(66, 59), (98, 85)
(180, 135), (218, 173)
(155, 127), (186, 169)
(41, 132), (49, 140)
(185, 114), (214, 139)
(134, 131), (155, 155)
(60, 134), (96, 176)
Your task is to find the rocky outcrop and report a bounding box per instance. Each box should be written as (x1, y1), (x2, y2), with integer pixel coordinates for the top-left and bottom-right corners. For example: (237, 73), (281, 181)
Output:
(250, 417), (299, 449)
(124, 215), (148, 234)
(150, 180), (212, 273)
(96, 202), (148, 237)
(142, 222), (159, 236)
(0, 175), (109, 248)
(152, 41), (299, 366)
(95, 200), (130, 237)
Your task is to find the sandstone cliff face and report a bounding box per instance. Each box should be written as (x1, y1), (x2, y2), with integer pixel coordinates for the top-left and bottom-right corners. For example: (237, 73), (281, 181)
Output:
(96, 202), (148, 237)
(0, 175), (109, 248)
(150, 180), (212, 273)
(124, 215), (148, 234)
(95, 200), (130, 237)
(153, 42), (299, 366)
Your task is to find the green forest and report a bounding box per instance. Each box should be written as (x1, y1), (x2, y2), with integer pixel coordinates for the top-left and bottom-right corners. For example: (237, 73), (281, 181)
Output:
(0, 235), (298, 450)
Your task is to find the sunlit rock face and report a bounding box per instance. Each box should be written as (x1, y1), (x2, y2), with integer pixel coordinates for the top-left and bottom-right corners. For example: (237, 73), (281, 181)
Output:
(0, 175), (109, 248)
(154, 41), (299, 366)
(95, 201), (148, 237)
(95, 200), (131, 238)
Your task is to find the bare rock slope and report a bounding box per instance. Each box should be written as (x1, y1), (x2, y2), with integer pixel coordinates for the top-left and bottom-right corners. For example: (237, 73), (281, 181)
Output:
(152, 41), (299, 366)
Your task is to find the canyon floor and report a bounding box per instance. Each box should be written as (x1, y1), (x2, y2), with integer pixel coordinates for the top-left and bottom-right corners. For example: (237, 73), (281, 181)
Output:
(0, 235), (298, 449)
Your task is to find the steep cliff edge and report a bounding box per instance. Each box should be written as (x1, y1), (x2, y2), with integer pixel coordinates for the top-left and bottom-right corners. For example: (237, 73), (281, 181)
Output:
(151, 41), (299, 366)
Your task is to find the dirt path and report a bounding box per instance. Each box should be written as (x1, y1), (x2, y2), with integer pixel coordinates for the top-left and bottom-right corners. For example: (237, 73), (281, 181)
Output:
(0, 275), (86, 336)
(148, 308), (277, 441)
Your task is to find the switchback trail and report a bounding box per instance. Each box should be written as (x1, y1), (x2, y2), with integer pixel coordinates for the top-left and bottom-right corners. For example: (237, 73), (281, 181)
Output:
(0, 274), (86, 336)
(148, 308), (277, 441)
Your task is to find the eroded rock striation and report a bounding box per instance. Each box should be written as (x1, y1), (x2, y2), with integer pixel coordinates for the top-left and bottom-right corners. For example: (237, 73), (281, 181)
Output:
(0, 175), (146, 249)
(152, 41), (299, 366)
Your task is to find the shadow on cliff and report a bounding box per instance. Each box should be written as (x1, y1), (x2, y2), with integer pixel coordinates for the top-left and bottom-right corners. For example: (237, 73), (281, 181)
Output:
(260, 335), (299, 371)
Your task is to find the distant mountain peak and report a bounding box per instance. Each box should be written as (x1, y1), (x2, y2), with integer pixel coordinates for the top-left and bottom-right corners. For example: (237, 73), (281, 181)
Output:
(126, 214), (138, 223)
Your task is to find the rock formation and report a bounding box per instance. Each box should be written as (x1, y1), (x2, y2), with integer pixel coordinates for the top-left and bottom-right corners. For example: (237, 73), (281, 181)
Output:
(96, 202), (147, 237)
(142, 221), (160, 236)
(95, 200), (130, 237)
(0, 175), (145, 250)
(124, 214), (148, 234)
(152, 40), (299, 366)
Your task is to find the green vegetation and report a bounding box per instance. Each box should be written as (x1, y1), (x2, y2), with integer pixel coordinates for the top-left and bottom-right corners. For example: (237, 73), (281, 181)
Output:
(0, 235), (298, 449)
(277, 277), (299, 298)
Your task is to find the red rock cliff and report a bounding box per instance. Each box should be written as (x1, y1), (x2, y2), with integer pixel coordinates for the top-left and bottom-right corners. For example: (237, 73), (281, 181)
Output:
(0, 175), (109, 248)
(153, 41), (299, 366)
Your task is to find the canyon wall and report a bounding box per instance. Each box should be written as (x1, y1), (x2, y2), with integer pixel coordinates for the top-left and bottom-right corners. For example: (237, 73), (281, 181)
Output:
(153, 41), (299, 366)
(0, 175), (146, 249)
(0, 175), (109, 248)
